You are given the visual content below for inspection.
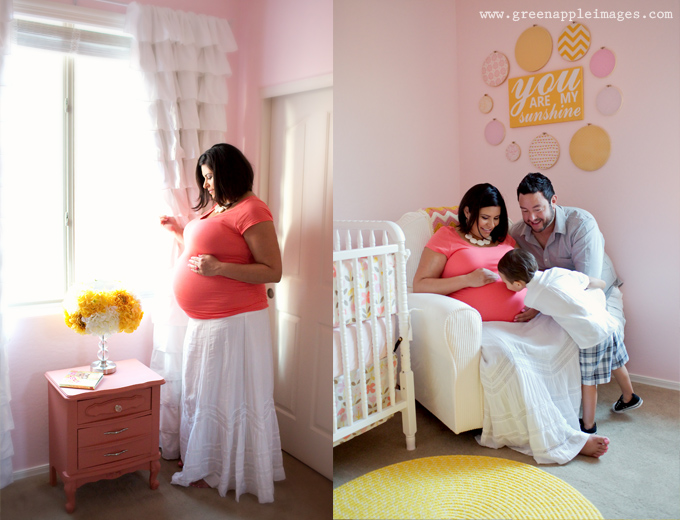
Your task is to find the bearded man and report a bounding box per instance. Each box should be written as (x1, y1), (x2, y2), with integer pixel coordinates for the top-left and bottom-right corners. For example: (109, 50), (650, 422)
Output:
(509, 172), (623, 326)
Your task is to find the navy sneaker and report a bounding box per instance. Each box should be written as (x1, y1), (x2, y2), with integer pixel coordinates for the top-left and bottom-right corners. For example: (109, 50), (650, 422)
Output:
(612, 393), (643, 413)
(579, 418), (597, 434)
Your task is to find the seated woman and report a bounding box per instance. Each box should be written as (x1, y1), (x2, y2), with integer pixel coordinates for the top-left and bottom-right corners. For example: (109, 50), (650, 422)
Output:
(413, 183), (609, 463)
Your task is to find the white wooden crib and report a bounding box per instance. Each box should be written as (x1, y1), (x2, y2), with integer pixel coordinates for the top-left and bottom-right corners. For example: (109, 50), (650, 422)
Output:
(333, 220), (416, 450)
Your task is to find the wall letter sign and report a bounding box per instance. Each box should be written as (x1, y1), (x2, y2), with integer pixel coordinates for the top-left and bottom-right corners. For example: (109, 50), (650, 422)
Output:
(508, 66), (584, 128)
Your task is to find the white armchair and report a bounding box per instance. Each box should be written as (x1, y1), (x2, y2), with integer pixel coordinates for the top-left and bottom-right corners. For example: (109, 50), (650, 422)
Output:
(395, 207), (484, 434)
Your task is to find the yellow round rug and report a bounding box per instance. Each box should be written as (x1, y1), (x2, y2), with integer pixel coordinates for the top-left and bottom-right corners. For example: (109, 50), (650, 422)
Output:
(333, 455), (603, 520)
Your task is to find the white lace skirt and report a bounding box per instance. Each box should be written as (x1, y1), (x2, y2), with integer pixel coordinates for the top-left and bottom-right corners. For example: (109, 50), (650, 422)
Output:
(171, 309), (285, 502)
(476, 314), (589, 464)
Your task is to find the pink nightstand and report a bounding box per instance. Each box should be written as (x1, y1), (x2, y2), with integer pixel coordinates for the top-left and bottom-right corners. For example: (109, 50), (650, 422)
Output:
(45, 358), (165, 513)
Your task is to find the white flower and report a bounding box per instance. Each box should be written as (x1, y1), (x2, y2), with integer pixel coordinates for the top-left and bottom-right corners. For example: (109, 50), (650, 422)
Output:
(83, 307), (120, 338)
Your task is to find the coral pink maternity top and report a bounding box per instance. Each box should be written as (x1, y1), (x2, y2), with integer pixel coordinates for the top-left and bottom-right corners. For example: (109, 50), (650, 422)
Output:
(173, 196), (272, 320)
(426, 227), (526, 322)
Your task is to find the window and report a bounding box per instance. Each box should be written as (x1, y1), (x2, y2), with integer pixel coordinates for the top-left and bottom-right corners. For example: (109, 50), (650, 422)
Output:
(0, 15), (166, 307)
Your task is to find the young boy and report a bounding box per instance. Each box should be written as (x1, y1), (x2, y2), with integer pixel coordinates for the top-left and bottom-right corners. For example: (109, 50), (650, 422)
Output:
(498, 248), (642, 434)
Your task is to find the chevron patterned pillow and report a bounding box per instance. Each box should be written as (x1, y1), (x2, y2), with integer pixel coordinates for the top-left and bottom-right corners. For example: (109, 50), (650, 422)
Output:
(422, 206), (460, 234)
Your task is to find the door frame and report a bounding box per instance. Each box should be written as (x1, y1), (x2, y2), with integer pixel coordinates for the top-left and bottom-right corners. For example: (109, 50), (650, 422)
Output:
(258, 73), (333, 205)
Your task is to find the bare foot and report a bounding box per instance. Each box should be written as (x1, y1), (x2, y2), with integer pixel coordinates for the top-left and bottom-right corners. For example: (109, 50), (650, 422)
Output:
(190, 479), (210, 488)
(580, 435), (610, 458)
(178, 459), (183, 468)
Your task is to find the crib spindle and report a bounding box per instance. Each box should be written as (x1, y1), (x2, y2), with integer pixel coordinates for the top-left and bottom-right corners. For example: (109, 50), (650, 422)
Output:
(367, 253), (383, 416)
(351, 253), (370, 424)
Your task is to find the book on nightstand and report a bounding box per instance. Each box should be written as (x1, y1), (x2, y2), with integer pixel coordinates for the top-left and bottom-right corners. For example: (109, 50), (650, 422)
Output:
(58, 370), (104, 390)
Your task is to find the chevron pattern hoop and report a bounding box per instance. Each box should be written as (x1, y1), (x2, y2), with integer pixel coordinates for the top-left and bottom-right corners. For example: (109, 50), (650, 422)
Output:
(558, 23), (591, 62)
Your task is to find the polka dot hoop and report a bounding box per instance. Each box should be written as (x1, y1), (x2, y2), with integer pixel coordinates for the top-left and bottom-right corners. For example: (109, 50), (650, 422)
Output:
(528, 133), (560, 169)
(479, 94), (494, 114)
(590, 47), (616, 78)
(484, 119), (505, 146)
(482, 52), (510, 87)
(506, 142), (521, 162)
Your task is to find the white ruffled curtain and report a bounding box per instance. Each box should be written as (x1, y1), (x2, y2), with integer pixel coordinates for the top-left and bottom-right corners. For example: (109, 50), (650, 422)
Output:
(125, 2), (237, 460)
(0, 0), (14, 490)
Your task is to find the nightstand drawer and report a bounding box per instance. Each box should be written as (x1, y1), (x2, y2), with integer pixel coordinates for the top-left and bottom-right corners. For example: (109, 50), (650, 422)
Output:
(78, 414), (153, 448)
(77, 388), (151, 425)
(78, 434), (152, 470)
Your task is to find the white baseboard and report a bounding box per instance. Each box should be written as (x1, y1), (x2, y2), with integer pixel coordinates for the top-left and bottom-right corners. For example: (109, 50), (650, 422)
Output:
(13, 463), (48, 481)
(629, 374), (680, 391)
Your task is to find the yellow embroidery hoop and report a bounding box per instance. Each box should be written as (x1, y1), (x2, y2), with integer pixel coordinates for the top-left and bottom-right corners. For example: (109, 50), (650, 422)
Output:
(569, 124), (611, 171)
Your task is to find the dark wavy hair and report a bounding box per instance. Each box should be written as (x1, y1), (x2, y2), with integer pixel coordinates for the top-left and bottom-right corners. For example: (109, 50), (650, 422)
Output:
(458, 183), (509, 243)
(498, 249), (538, 284)
(193, 143), (254, 212)
(516, 172), (555, 201)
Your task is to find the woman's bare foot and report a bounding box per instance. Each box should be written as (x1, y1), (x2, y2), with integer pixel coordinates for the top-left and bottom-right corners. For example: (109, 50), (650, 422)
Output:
(580, 435), (610, 458)
(178, 459), (183, 468)
(190, 479), (210, 488)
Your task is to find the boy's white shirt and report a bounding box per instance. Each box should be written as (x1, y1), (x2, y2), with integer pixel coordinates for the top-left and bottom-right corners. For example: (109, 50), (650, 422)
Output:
(523, 268), (619, 349)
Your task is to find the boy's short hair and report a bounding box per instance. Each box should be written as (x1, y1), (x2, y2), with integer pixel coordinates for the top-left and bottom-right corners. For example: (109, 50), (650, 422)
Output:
(498, 249), (538, 284)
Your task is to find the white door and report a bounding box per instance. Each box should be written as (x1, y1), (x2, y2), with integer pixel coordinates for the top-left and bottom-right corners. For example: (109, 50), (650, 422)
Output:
(267, 87), (333, 479)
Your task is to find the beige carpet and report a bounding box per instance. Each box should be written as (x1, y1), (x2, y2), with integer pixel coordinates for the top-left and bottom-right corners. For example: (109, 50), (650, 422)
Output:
(334, 380), (680, 520)
(1, 452), (331, 520)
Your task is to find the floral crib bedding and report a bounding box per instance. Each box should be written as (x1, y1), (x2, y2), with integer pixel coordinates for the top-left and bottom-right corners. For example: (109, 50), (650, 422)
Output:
(333, 252), (401, 446)
(333, 352), (398, 446)
(333, 253), (397, 327)
(333, 220), (416, 450)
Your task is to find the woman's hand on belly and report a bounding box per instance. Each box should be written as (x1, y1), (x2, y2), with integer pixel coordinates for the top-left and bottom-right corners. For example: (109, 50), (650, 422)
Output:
(468, 268), (500, 287)
(189, 254), (222, 277)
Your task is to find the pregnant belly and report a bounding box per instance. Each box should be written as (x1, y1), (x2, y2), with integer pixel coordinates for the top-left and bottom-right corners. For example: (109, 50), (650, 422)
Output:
(449, 281), (526, 322)
(172, 256), (267, 319)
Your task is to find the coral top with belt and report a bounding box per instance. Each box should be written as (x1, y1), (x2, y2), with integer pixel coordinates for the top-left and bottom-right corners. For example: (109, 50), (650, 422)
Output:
(173, 196), (272, 320)
(426, 227), (526, 322)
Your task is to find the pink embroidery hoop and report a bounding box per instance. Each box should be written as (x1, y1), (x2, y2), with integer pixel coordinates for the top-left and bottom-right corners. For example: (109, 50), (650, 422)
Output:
(484, 119), (505, 146)
(590, 47), (616, 78)
(505, 142), (521, 162)
(482, 51), (510, 87)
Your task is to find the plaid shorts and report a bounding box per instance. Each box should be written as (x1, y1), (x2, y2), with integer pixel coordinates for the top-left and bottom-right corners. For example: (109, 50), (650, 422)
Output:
(580, 331), (629, 386)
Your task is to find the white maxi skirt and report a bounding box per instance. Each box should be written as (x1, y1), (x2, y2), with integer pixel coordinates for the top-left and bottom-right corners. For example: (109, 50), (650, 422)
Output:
(476, 314), (590, 464)
(171, 309), (286, 502)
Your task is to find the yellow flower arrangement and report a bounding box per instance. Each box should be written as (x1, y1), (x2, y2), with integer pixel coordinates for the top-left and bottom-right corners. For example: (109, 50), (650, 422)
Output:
(63, 281), (144, 338)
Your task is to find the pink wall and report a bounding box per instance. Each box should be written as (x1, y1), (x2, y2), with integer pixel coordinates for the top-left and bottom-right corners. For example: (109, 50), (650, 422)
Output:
(6, 0), (331, 473)
(334, 1), (680, 382)
(235, 0), (333, 184)
(334, 0), (460, 222)
(455, 0), (680, 382)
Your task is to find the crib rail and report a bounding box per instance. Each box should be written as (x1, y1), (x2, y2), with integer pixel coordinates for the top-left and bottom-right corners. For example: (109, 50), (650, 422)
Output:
(333, 220), (416, 449)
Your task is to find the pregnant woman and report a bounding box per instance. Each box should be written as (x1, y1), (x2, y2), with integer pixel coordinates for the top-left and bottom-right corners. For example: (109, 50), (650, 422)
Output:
(160, 143), (285, 502)
(413, 183), (610, 463)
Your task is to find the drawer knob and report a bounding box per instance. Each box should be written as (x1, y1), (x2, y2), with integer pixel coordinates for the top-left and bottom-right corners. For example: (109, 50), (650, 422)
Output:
(114, 405), (123, 413)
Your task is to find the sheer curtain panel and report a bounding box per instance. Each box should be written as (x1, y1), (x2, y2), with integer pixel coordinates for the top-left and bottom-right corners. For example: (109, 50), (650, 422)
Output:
(0, 0), (14, 490)
(125, 2), (237, 460)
